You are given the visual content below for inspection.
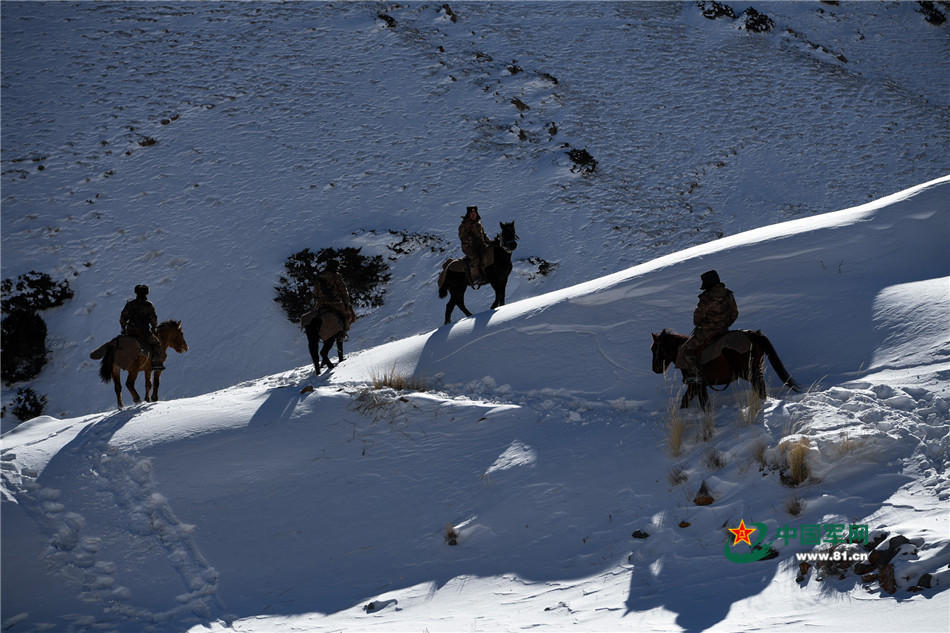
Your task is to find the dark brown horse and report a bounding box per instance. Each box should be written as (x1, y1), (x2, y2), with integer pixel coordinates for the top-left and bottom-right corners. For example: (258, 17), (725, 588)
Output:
(651, 328), (800, 410)
(303, 310), (346, 373)
(91, 320), (189, 408)
(438, 221), (518, 324)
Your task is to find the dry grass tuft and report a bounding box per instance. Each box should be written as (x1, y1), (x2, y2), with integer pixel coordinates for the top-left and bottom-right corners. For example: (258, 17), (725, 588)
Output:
(780, 436), (811, 486)
(705, 448), (726, 470)
(351, 388), (395, 419)
(667, 400), (686, 457)
(737, 388), (765, 426)
(785, 496), (805, 516)
(753, 440), (768, 468)
(832, 432), (865, 457)
(669, 466), (688, 486)
(701, 406), (716, 441)
(369, 367), (427, 392)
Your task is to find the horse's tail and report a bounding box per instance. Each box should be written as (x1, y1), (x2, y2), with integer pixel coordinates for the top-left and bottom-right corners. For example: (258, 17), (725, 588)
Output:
(750, 330), (801, 392)
(438, 260), (451, 298)
(99, 344), (116, 383)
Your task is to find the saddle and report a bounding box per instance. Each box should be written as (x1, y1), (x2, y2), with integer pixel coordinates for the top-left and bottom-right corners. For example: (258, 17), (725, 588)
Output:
(699, 330), (753, 365)
(440, 248), (494, 289)
(89, 335), (152, 367)
(301, 308), (350, 341)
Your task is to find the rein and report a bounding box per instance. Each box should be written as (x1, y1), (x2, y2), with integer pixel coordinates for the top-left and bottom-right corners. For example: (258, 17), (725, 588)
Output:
(494, 235), (518, 254)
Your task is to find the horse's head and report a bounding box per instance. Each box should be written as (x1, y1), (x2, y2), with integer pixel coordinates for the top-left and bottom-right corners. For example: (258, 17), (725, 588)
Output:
(651, 329), (683, 374)
(497, 221), (519, 252)
(158, 320), (189, 354)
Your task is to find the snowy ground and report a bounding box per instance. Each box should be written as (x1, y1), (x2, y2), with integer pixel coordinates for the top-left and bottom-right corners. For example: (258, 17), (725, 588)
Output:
(3, 178), (948, 632)
(2, 2), (949, 632)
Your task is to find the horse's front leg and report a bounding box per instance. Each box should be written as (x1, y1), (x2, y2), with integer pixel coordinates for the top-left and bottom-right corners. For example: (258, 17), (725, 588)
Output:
(113, 368), (124, 409)
(144, 366), (153, 402)
(336, 337), (344, 364)
(680, 390), (691, 409)
(151, 370), (163, 402)
(125, 370), (142, 403)
(444, 299), (454, 325)
(320, 337), (335, 371)
(305, 320), (323, 372)
(698, 385), (710, 411)
(490, 282), (506, 310)
(454, 288), (472, 319)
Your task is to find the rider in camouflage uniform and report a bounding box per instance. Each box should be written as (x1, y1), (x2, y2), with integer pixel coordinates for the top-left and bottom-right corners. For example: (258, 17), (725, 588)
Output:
(120, 284), (164, 370)
(313, 260), (356, 335)
(459, 205), (490, 286)
(675, 270), (739, 385)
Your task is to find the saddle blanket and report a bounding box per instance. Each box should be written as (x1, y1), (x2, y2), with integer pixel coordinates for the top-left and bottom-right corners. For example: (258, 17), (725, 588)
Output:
(699, 330), (753, 365)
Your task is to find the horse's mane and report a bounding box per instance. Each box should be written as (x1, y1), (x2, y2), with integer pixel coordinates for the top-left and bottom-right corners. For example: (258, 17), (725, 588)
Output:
(158, 319), (180, 329)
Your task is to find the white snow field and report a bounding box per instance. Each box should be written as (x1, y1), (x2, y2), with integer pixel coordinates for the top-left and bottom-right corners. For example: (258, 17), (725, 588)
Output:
(2, 2), (950, 632)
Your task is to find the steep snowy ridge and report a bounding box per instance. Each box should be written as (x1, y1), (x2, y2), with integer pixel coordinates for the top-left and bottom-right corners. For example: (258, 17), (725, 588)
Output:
(3, 178), (949, 632)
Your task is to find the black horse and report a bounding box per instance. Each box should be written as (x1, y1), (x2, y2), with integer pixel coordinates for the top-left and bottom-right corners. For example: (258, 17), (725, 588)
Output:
(651, 328), (800, 410)
(439, 221), (518, 324)
(303, 311), (346, 373)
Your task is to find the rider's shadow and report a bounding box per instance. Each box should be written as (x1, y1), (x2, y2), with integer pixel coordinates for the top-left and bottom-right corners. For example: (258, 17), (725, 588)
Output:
(247, 387), (304, 427)
(40, 408), (139, 483)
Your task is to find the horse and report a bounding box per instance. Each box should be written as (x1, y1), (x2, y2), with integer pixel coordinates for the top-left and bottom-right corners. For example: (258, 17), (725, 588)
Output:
(438, 221), (518, 324)
(303, 309), (346, 373)
(90, 320), (189, 409)
(650, 328), (800, 410)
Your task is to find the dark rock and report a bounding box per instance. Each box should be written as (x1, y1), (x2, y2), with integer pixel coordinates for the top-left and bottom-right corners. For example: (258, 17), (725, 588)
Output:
(741, 7), (775, 32)
(378, 13), (397, 28)
(693, 480), (714, 506)
(632, 530), (650, 539)
(567, 147), (597, 175)
(441, 3), (458, 23)
(864, 531), (888, 552)
(879, 564), (897, 594)
(918, 1), (947, 25)
(917, 573), (934, 588)
(887, 535), (911, 551)
(511, 97), (530, 112)
(698, 0), (736, 19)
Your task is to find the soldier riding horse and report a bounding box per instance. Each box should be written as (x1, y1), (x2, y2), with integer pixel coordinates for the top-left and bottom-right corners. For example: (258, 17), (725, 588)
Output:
(438, 221), (518, 324)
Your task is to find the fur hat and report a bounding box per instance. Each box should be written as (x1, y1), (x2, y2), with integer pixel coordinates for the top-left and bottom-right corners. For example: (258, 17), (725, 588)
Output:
(465, 205), (479, 218)
(700, 270), (721, 290)
(134, 284), (149, 296)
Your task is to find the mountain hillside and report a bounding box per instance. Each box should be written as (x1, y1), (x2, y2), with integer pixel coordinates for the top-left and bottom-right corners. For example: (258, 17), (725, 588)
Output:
(2, 1), (948, 418)
(2, 177), (948, 632)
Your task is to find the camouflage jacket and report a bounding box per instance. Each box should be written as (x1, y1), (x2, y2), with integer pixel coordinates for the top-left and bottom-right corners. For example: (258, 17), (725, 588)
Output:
(120, 297), (158, 337)
(314, 271), (355, 324)
(692, 283), (738, 334)
(459, 216), (489, 258)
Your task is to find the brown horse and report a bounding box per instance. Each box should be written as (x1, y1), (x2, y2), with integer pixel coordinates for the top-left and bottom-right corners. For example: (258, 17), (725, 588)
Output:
(90, 320), (188, 408)
(438, 221), (518, 324)
(651, 328), (800, 410)
(302, 310), (346, 373)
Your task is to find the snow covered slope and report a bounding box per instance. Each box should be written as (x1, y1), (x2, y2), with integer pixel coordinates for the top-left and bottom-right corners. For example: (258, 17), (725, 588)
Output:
(2, 1), (949, 417)
(2, 177), (948, 633)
